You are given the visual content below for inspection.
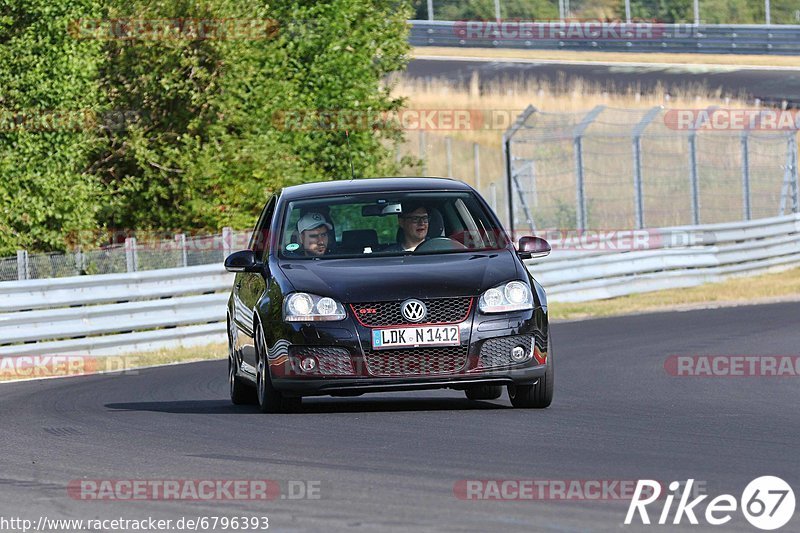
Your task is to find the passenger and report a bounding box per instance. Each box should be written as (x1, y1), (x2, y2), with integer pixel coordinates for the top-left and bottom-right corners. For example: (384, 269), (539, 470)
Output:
(385, 204), (429, 252)
(297, 212), (333, 257)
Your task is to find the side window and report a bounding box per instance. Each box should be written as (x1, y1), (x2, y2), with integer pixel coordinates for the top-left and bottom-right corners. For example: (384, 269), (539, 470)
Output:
(250, 196), (276, 260)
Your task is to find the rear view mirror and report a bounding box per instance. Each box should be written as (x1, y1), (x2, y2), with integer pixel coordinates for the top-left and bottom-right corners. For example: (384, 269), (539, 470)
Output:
(517, 237), (551, 259)
(362, 203), (402, 216)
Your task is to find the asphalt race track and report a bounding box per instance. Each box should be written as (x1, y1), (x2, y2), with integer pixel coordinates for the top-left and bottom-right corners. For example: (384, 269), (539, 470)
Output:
(408, 58), (800, 107)
(1, 302), (799, 532)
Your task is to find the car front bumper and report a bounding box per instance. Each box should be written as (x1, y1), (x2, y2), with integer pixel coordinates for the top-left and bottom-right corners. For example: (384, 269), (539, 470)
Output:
(265, 305), (549, 397)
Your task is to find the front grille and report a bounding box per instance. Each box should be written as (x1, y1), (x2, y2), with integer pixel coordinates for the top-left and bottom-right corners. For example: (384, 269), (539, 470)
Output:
(351, 297), (473, 327)
(289, 346), (354, 376)
(478, 335), (534, 369)
(365, 346), (468, 376)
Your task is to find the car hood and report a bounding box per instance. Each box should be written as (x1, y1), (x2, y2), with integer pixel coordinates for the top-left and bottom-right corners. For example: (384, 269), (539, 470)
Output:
(277, 250), (522, 302)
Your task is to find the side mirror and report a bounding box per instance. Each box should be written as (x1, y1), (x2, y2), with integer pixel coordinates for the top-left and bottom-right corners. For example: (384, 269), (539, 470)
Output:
(224, 250), (263, 273)
(517, 237), (551, 259)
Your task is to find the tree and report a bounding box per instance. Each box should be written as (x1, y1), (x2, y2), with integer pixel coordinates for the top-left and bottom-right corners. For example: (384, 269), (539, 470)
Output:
(0, 0), (104, 255)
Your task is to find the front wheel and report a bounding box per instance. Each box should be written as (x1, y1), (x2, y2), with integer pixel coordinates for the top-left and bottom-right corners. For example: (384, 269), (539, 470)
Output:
(229, 352), (255, 405)
(228, 318), (255, 405)
(255, 324), (301, 413)
(507, 335), (554, 409)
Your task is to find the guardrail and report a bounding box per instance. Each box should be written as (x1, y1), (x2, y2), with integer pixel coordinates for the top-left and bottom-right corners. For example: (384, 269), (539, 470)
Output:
(0, 264), (232, 357)
(409, 20), (800, 55)
(1, 214), (798, 357)
(529, 213), (800, 302)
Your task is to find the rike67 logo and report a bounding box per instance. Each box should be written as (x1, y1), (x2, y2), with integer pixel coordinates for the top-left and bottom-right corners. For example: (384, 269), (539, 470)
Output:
(625, 477), (795, 530)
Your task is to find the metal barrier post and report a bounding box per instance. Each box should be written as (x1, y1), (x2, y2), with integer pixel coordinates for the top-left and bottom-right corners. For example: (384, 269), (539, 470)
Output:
(125, 237), (138, 273)
(16, 250), (29, 281)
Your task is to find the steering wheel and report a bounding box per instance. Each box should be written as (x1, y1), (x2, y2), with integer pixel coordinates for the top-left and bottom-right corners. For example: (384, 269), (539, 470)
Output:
(414, 237), (468, 253)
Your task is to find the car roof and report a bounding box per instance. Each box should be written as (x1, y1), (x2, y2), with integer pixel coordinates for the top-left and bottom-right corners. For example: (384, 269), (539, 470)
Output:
(280, 177), (473, 201)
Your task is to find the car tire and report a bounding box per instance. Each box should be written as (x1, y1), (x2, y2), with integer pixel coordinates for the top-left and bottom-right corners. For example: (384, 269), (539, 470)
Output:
(464, 385), (503, 400)
(229, 353), (256, 405)
(228, 319), (256, 405)
(507, 335), (554, 409)
(255, 322), (302, 413)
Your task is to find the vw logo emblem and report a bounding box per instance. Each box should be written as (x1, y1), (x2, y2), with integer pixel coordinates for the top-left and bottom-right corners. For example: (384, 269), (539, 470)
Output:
(401, 299), (427, 323)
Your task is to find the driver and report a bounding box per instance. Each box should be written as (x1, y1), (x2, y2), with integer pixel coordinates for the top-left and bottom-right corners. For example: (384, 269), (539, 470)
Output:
(297, 212), (333, 256)
(386, 204), (429, 252)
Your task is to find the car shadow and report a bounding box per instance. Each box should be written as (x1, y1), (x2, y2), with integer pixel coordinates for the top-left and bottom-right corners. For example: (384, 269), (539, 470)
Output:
(105, 396), (509, 414)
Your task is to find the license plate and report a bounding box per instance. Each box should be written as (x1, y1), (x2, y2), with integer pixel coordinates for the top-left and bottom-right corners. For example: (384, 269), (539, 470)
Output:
(372, 326), (460, 349)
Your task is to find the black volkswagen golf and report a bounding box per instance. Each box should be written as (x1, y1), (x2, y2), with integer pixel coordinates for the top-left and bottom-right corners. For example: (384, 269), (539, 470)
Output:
(225, 177), (553, 412)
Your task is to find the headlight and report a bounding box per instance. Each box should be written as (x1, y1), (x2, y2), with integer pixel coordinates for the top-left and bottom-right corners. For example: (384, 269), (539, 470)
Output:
(478, 281), (533, 313)
(284, 293), (346, 321)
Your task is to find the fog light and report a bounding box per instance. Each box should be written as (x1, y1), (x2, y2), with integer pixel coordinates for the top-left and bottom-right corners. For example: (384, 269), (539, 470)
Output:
(300, 357), (317, 372)
(511, 346), (528, 362)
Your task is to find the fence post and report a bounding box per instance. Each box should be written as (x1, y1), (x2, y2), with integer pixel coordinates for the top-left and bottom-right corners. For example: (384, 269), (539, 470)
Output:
(125, 237), (138, 273)
(445, 136), (453, 177)
(427, 0), (434, 21)
(741, 131), (752, 220)
(689, 133), (700, 225)
(176, 233), (188, 267)
(490, 182), (498, 213)
(16, 250), (29, 281)
(785, 133), (800, 214)
(222, 227), (233, 259)
(632, 107), (662, 229)
(573, 105), (606, 231)
(473, 143), (481, 193)
(793, 134), (800, 213)
(419, 131), (427, 175)
(503, 105), (537, 236)
(74, 248), (84, 275)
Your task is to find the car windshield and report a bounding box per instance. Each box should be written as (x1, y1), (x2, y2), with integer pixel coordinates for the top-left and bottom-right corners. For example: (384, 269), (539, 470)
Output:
(279, 191), (510, 259)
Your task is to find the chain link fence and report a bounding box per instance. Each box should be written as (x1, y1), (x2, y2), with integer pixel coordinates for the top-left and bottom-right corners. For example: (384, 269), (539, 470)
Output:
(504, 105), (799, 233)
(2, 230), (252, 282)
